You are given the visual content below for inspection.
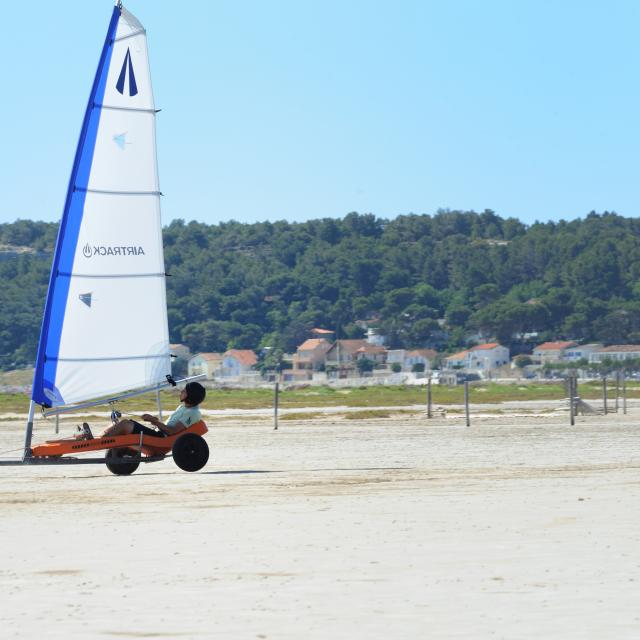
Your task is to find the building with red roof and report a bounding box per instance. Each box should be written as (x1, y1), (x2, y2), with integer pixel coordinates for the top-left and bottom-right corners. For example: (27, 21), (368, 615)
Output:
(355, 343), (388, 364)
(221, 349), (258, 377)
(532, 341), (578, 364)
(443, 343), (509, 376)
(290, 338), (333, 380)
(589, 345), (640, 363)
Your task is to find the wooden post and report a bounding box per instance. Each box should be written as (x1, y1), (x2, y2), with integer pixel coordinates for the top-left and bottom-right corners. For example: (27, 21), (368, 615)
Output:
(623, 373), (627, 415)
(603, 377), (608, 415)
(55, 414), (59, 435)
(274, 382), (279, 430)
(567, 376), (572, 425)
(569, 375), (575, 426)
(615, 372), (620, 413)
(464, 381), (470, 427)
(427, 376), (432, 419)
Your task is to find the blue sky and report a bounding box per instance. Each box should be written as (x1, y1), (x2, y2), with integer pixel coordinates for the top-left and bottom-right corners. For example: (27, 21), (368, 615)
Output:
(2, 0), (639, 226)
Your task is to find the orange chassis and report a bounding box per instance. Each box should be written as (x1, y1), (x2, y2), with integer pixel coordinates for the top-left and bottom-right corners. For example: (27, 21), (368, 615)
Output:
(29, 421), (208, 472)
(32, 420), (207, 458)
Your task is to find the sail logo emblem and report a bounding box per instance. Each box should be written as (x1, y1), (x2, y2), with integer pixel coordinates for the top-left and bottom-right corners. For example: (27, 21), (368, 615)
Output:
(116, 47), (138, 97)
(82, 243), (146, 257)
(79, 293), (93, 308)
(113, 132), (130, 150)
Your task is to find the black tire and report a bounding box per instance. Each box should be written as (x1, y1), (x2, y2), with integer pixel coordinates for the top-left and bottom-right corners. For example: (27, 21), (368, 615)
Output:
(105, 448), (140, 476)
(172, 433), (209, 472)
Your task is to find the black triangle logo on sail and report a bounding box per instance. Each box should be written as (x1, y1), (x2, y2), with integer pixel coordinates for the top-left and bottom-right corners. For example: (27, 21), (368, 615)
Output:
(79, 293), (92, 308)
(116, 48), (138, 96)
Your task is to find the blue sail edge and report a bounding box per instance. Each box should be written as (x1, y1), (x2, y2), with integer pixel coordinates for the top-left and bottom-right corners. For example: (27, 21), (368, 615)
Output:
(31, 7), (121, 407)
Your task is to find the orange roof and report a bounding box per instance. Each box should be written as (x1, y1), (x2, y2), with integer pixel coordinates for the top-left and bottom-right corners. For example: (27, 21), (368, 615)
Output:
(311, 328), (335, 335)
(356, 344), (387, 353)
(407, 349), (437, 359)
(535, 341), (577, 351)
(470, 343), (501, 351)
(297, 338), (331, 351)
(195, 352), (223, 361)
(445, 349), (470, 360)
(224, 349), (258, 366)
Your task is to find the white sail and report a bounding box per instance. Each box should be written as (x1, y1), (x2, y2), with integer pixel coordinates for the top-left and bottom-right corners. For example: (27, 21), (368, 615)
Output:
(32, 5), (170, 407)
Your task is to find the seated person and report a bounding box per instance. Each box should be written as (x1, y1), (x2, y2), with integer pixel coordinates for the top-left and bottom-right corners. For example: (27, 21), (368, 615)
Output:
(86, 382), (206, 439)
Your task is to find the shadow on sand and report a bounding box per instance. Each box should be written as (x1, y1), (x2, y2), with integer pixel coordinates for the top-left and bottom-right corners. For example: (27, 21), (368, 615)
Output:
(44, 465), (413, 480)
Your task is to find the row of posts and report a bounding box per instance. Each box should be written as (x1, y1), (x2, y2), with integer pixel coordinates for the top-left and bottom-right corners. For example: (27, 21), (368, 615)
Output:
(272, 373), (628, 429)
(272, 376), (471, 429)
(568, 372), (627, 425)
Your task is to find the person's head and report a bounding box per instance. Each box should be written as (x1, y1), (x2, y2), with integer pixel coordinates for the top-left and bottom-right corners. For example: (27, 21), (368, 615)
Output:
(181, 381), (206, 407)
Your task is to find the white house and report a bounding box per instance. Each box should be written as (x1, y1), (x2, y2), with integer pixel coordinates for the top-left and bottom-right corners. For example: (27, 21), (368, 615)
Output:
(405, 349), (437, 371)
(589, 345), (640, 363)
(564, 343), (603, 362)
(386, 349), (406, 368)
(444, 343), (509, 375)
(221, 349), (258, 377)
(386, 349), (438, 372)
(188, 353), (223, 380)
(444, 349), (469, 370)
(532, 341), (577, 364)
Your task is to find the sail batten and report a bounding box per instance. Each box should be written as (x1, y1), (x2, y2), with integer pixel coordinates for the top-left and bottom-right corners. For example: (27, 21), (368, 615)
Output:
(97, 104), (157, 114)
(75, 188), (162, 196)
(47, 355), (169, 363)
(115, 28), (146, 42)
(57, 272), (165, 279)
(32, 4), (170, 408)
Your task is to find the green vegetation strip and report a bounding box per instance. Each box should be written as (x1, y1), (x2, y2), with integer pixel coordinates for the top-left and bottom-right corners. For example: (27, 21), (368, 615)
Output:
(1, 382), (638, 416)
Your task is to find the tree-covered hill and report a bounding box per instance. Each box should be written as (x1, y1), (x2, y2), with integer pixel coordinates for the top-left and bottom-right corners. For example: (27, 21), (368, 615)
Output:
(1, 210), (640, 369)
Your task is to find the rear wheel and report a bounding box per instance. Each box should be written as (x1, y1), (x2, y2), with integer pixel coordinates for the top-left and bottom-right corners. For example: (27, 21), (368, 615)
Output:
(105, 448), (140, 475)
(172, 433), (209, 472)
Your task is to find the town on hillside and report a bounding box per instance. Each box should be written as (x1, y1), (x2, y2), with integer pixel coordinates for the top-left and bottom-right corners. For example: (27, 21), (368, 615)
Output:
(175, 329), (640, 386)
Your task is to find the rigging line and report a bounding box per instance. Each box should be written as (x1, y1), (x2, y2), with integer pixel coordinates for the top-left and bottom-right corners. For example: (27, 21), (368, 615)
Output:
(0, 446), (28, 456)
(94, 103), (157, 114)
(74, 188), (162, 196)
(57, 272), (165, 279)
(45, 354), (170, 363)
(113, 28), (146, 43)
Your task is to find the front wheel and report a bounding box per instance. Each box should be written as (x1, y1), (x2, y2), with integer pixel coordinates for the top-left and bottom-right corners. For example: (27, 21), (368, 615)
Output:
(172, 433), (209, 472)
(105, 448), (140, 475)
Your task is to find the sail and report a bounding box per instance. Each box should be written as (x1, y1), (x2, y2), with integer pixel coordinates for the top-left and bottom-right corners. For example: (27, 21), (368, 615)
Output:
(32, 4), (170, 407)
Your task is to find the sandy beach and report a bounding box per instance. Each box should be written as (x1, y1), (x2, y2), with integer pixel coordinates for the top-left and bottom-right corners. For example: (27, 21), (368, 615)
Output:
(1, 409), (639, 639)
